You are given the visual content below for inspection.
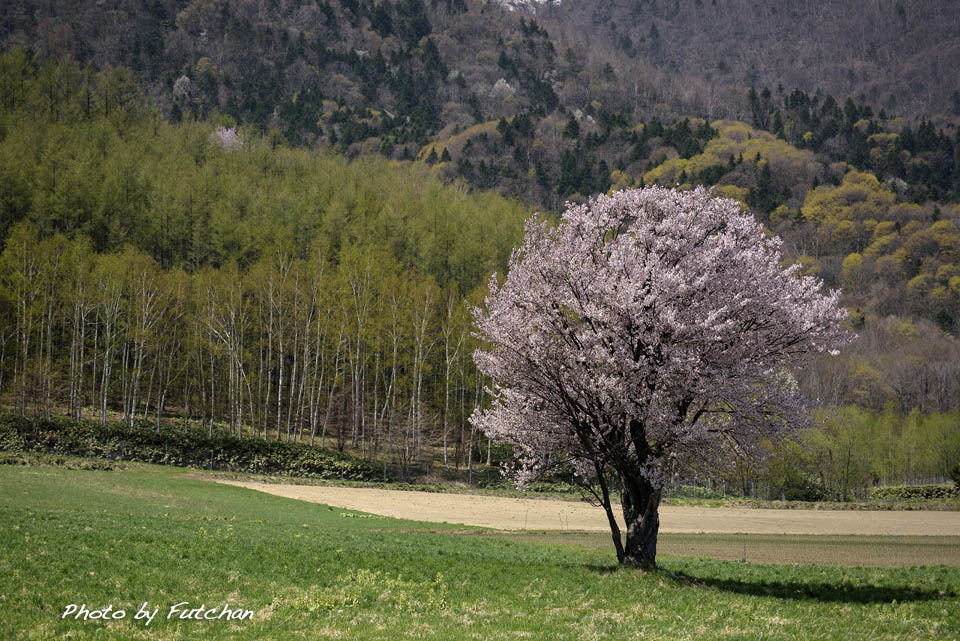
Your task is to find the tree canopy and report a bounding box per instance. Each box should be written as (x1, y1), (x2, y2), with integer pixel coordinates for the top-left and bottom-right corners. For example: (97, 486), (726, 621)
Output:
(471, 187), (850, 567)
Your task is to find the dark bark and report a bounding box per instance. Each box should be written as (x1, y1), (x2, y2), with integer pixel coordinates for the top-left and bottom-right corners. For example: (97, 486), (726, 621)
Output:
(610, 417), (661, 569)
(594, 461), (626, 564)
(620, 472), (662, 569)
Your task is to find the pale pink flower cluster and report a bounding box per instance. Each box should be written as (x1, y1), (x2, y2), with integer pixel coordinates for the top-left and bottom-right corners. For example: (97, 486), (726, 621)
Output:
(211, 126), (243, 151)
(471, 186), (851, 488)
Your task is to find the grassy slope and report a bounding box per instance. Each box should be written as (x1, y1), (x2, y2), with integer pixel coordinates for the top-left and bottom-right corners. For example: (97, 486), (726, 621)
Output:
(1, 464), (959, 640)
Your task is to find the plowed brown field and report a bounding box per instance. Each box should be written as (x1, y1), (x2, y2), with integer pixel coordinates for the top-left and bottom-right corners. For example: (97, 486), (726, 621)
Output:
(217, 481), (960, 535)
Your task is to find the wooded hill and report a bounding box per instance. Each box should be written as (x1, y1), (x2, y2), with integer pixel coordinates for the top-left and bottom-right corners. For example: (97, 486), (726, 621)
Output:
(534, 0), (960, 124)
(3, 0), (958, 212)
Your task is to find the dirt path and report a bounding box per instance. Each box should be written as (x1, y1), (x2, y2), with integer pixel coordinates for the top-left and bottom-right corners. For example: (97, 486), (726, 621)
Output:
(217, 480), (960, 536)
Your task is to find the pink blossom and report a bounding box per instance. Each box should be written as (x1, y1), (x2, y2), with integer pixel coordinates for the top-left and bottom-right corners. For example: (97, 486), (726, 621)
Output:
(211, 126), (243, 151)
(471, 186), (852, 567)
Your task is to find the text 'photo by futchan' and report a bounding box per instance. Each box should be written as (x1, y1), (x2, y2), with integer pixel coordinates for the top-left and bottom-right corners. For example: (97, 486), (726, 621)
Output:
(61, 602), (255, 627)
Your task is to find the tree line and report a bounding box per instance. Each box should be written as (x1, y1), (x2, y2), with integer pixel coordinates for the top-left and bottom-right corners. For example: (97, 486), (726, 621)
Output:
(1, 222), (494, 476)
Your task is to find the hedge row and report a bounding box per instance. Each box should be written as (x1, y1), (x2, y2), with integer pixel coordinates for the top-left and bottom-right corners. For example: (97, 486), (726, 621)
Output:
(868, 484), (960, 501)
(0, 414), (383, 481)
(0, 450), (125, 470)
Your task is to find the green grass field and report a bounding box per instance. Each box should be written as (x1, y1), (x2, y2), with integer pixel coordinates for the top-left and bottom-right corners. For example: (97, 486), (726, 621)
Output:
(2, 463), (959, 640)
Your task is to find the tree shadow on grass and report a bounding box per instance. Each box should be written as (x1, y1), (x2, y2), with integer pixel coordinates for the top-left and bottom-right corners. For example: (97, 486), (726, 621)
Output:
(579, 562), (955, 604)
(580, 564), (620, 575)
(661, 568), (955, 604)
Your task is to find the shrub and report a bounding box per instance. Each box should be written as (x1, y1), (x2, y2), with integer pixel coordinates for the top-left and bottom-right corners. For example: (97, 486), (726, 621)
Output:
(0, 413), (383, 481)
(0, 451), (123, 470)
(868, 484), (960, 501)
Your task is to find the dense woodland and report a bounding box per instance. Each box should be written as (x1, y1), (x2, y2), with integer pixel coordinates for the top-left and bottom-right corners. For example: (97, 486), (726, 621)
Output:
(536, 0), (960, 123)
(1, 0), (959, 497)
(3, 0), (959, 212)
(0, 54), (535, 476)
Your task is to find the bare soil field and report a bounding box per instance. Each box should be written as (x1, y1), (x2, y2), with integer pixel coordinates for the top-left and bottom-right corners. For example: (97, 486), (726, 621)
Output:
(217, 481), (960, 536)
(478, 531), (960, 566)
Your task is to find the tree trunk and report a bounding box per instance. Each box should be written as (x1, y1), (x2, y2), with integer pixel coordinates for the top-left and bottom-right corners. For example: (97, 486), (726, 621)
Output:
(593, 463), (625, 564)
(620, 474), (662, 569)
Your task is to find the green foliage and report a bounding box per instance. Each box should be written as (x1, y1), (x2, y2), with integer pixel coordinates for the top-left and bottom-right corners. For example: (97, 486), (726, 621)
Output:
(662, 484), (727, 500)
(644, 120), (817, 198)
(802, 171), (897, 225)
(0, 413), (382, 481)
(0, 450), (124, 470)
(775, 88), (959, 202)
(869, 484), (959, 501)
(706, 405), (960, 503)
(0, 51), (528, 292)
(640, 113), (960, 338)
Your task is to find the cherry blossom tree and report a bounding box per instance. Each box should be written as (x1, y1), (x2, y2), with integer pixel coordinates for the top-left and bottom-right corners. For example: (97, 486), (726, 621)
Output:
(471, 187), (851, 569)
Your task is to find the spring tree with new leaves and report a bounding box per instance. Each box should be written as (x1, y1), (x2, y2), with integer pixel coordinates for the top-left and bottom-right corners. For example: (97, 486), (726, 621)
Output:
(471, 187), (851, 568)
